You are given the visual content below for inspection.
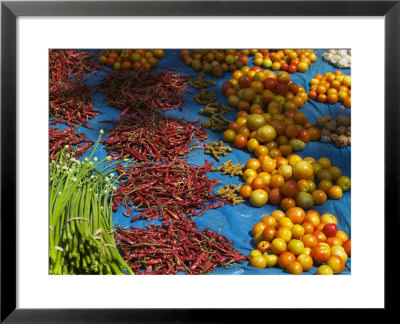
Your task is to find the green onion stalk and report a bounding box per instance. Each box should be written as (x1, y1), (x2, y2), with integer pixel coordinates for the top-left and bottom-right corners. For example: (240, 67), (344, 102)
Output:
(49, 130), (134, 275)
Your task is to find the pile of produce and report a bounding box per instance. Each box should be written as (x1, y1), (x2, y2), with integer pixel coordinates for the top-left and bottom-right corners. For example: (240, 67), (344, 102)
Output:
(102, 109), (207, 163)
(199, 102), (233, 132)
(98, 49), (165, 71)
(249, 207), (351, 275)
(238, 155), (351, 209)
(180, 49), (250, 77)
(204, 141), (232, 161)
(49, 49), (100, 128)
(97, 69), (190, 113)
(49, 132), (133, 275)
(49, 127), (93, 161)
(250, 49), (317, 73)
(316, 114), (351, 148)
(112, 160), (226, 222)
(308, 71), (351, 108)
(116, 218), (248, 275)
(322, 49), (351, 68)
(222, 69), (309, 112)
(223, 109), (320, 154)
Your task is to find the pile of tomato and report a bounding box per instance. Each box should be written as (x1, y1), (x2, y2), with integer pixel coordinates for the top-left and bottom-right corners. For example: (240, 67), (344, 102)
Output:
(180, 49), (249, 78)
(98, 49), (165, 71)
(223, 109), (321, 154)
(249, 207), (351, 275)
(246, 49), (316, 73)
(222, 68), (309, 114)
(308, 71), (351, 108)
(238, 155), (351, 209)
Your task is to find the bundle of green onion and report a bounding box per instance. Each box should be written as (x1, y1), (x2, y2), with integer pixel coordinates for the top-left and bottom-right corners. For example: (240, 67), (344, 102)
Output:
(49, 130), (134, 275)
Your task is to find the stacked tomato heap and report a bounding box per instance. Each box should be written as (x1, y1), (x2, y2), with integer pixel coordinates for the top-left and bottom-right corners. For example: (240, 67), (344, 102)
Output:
(247, 49), (316, 73)
(180, 49), (250, 78)
(239, 155), (351, 209)
(221, 69), (320, 152)
(249, 207), (351, 275)
(98, 49), (165, 71)
(308, 71), (351, 108)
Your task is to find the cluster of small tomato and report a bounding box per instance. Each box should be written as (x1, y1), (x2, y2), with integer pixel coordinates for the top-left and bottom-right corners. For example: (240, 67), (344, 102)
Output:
(249, 207), (351, 275)
(222, 68), (309, 114)
(238, 154), (351, 210)
(223, 109), (321, 155)
(180, 49), (250, 78)
(98, 49), (165, 71)
(246, 49), (317, 73)
(308, 71), (351, 108)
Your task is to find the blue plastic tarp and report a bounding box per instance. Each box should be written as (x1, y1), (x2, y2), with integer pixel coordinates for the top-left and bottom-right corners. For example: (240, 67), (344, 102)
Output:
(50, 49), (351, 275)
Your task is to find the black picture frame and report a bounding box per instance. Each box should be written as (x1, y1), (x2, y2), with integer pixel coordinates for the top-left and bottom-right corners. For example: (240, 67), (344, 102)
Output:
(1, 0), (396, 321)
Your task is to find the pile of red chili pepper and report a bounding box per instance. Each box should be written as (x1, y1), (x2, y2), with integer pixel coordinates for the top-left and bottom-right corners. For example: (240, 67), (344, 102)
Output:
(49, 50), (100, 128)
(49, 127), (93, 161)
(115, 218), (249, 275)
(96, 70), (190, 113)
(101, 109), (208, 163)
(113, 160), (227, 223)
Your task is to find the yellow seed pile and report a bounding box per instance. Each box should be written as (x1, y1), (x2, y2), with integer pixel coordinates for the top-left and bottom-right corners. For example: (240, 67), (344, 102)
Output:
(188, 72), (216, 89)
(200, 103), (233, 132)
(215, 184), (245, 205)
(194, 89), (217, 105)
(212, 160), (245, 177)
(204, 141), (232, 161)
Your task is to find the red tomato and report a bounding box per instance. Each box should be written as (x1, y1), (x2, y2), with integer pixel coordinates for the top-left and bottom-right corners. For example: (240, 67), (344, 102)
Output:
(233, 134), (248, 149)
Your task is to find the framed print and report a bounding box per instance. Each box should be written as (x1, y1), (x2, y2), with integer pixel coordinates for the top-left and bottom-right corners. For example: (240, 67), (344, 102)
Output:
(1, 0), (396, 321)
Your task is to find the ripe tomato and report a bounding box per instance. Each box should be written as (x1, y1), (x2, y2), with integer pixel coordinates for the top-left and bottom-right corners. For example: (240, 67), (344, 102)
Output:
(250, 249), (262, 258)
(278, 251), (296, 269)
(287, 239), (305, 255)
(326, 255), (345, 273)
(297, 254), (313, 271)
(330, 245), (348, 263)
(256, 125), (277, 143)
(262, 158), (276, 173)
(286, 261), (303, 275)
(261, 215), (277, 227)
(311, 243), (331, 264)
(291, 224), (305, 239)
(297, 179), (310, 192)
(249, 189), (269, 207)
(312, 189), (327, 205)
(293, 161), (313, 180)
(246, 138), (260, 153)
(271, 238), (287, 254)
(304, 210), (320, 226)
(246, 158), (261, 170)
(263, 253), (278, 267)
(271, 210), (286, 222)
(252, 222), (267, 236)
(320, 213), (338, 225)
(327, 185), (343, 199)
(286, 207), (305, 224)
(302, 234), (318, 248)
(270, 174), (285, 188)
(276, 227), (292, 243)
(239, 184), (252, 198)
(342, 239), (351, 257)
(317, 157), (332, 169)
(262, 226), (277, 242)
(278, 217), (294, 229)
(257, 240), (272, 253)
(234, 134), (248, 149)
(250, 255), (267, 268)
(281, 197), (296, 211)
(322, 223), (338, 237)
(336, 231), (349, 242)
(326, 236), (342, 247)
(308, 127), (321, 141)
(316, 265), (334, 275)
(313, 231), (327, 243)
(301, 222), (315, 234)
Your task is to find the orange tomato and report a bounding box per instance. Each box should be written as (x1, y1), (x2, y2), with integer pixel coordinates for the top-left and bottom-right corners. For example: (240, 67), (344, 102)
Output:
(297, 254), (313, 271)
(286, 261), (303, 275)
(326, 255), (345, 273)
(293, 161), (313, 180)
(297, 179), (310, 192)
(312, 189), (327, 205)
(336, 231), (349, 242)
(262, 158), (276, 173)
(262, 226), (277, 241)
(251, 177), (266, 190)
(278, 251), (296, 269)
(271, 238), (287, 254)
(270, 174), (285, 188)
(252, 222), (267, 235)
(246, 158), (261, 170)
(257, 240), (272, 254)
(302, 234), (318, 248)
(255, 145), (269, 157)
(320, 213), (338, 225)
(271, 209), (286, 222)
(239, 184), (252, 198)
(301, 222), (315, 234)
(313, 230), (327, 243)
(311, 243), (331, 264)
(342, 239), (351, 257)
(326, 236), (342, 247)
(281, 197), (296, 211)
(327, 185), (343, 199)
(286, 207), (305, 224)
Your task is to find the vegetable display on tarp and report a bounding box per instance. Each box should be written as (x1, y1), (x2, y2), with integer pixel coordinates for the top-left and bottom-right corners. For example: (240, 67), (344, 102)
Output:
(49, 48), (351, 275)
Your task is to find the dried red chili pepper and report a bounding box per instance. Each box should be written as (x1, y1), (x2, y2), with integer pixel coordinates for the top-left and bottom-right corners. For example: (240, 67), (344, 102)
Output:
(96, 69), (190, 113)
(101, 109), (207, 162)
(115, 218), (249, 275)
